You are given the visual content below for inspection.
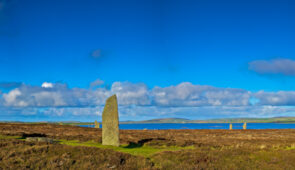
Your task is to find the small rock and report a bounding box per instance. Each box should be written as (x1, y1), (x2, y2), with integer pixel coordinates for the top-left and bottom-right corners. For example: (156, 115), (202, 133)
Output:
(25, 137), (54, 144)
(109, 165), (117, 169)
(25, 137), (37, 142)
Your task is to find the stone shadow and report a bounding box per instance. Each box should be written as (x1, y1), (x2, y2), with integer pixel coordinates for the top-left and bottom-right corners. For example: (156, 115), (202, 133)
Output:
(124, 138), (166, 148)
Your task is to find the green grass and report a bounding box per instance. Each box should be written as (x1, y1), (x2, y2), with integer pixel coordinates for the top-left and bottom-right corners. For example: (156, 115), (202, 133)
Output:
(0, 135), (21, 139)
(0, 134), (194, 157)
(58, 139), (194, 157)
(286, 145), (295, 150)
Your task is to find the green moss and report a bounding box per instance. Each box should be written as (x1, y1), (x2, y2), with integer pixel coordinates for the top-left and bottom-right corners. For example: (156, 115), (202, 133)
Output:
(58, 139), (194, 157)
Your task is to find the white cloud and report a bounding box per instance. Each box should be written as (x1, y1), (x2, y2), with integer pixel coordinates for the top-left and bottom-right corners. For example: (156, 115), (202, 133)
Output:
(152, 82), (251, 106)
(1, 83), (88, 107)
(41, 82), (53, 88)
(111, 82), (151, 105)
(254, 91), (295, 106)
(2, 89), (27, 107)
(1, 79), (295, 121)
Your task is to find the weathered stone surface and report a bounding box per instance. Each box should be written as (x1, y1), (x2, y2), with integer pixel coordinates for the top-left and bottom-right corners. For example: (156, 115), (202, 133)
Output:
(102, 95), (119, 146)
(229, 123), (233, 130)
(25, 137), (54, 144)
(243, 122), (247, 130)
(95, 120), (100, 128)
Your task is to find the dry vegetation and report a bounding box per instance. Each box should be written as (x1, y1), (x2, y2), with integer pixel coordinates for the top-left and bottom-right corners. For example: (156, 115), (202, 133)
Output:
(0, 123), (295, 169)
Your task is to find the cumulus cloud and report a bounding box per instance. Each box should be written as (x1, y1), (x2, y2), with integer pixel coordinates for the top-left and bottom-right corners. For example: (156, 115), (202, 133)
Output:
(0, 81), (150, 107)
(1, 80), (295, 120)
(1, 83), (98, 107)
(249, 58), (295, 75)
(111, 82), (151, 105)
(2, 81), (295, 108)
(0, 81), (251, 107)
(2, 88), (23, 106)
(254, 91), (295, 106)
(152, 82), (251, 106)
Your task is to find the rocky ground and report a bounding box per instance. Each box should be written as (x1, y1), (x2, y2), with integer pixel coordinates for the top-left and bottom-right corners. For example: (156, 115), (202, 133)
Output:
(0, 123), (295, 169)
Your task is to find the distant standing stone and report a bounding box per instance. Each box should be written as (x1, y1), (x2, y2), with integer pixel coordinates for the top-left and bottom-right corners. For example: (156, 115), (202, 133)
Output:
(243, 122), (247, 130)
(102, 95), (119, 146)
(229, 123), (233, 130)
(95, 120), (100, 128)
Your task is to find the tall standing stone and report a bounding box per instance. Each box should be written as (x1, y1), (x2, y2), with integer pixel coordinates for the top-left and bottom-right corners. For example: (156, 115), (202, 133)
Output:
(229, 123), (233, 130)
(102, 95), (119, 146)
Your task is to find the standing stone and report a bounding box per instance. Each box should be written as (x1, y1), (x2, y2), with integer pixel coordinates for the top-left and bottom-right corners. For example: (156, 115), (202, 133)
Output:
(229, 123), (233, 130)
(102, 95), (119, 146)
(243, 122), (247, 130)
(94, 120), (100, 128)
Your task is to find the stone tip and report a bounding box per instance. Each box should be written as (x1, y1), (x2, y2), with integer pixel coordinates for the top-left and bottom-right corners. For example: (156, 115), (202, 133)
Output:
(107, 94), (117, 101)
(110, 94), (117, 98)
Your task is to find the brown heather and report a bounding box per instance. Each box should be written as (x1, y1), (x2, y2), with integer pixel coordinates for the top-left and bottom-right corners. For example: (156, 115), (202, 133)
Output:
(0, 123), (295, 169)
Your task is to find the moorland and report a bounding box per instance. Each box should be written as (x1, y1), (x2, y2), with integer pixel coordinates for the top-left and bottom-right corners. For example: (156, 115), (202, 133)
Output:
(0, 123), (295, 169)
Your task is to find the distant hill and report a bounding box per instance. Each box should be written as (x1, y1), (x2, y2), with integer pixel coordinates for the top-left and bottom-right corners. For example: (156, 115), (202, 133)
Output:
(1, 117), (295, 125)
(120, 117), (295, 124)
(193, 117), (295, 123)
(121, 118), (191, 124)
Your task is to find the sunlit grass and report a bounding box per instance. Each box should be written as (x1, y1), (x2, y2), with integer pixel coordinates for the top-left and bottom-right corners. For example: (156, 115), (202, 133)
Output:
(0, 134), (194, 157)
(286, 145), (295, 150)
(58, 139), (194, 157)
(0, 135), (21, 139)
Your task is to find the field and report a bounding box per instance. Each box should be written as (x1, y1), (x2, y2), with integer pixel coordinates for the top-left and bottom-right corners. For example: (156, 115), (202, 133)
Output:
(0, 123), (295, 169)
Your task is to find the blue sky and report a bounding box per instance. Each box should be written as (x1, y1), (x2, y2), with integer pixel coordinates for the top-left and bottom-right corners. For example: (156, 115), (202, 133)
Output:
(1, 0), (295, 121)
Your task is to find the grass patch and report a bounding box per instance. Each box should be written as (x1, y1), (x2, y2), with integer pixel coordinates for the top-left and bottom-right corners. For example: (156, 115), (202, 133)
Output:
(58, 139), (194, 157)
(0, 135), (194, 157)
(0, 135), (21, 139)
(286, 145), (295, 150)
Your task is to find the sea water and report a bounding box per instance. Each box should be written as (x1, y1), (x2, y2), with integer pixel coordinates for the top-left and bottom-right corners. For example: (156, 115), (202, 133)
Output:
(79, 123), (295, 130)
